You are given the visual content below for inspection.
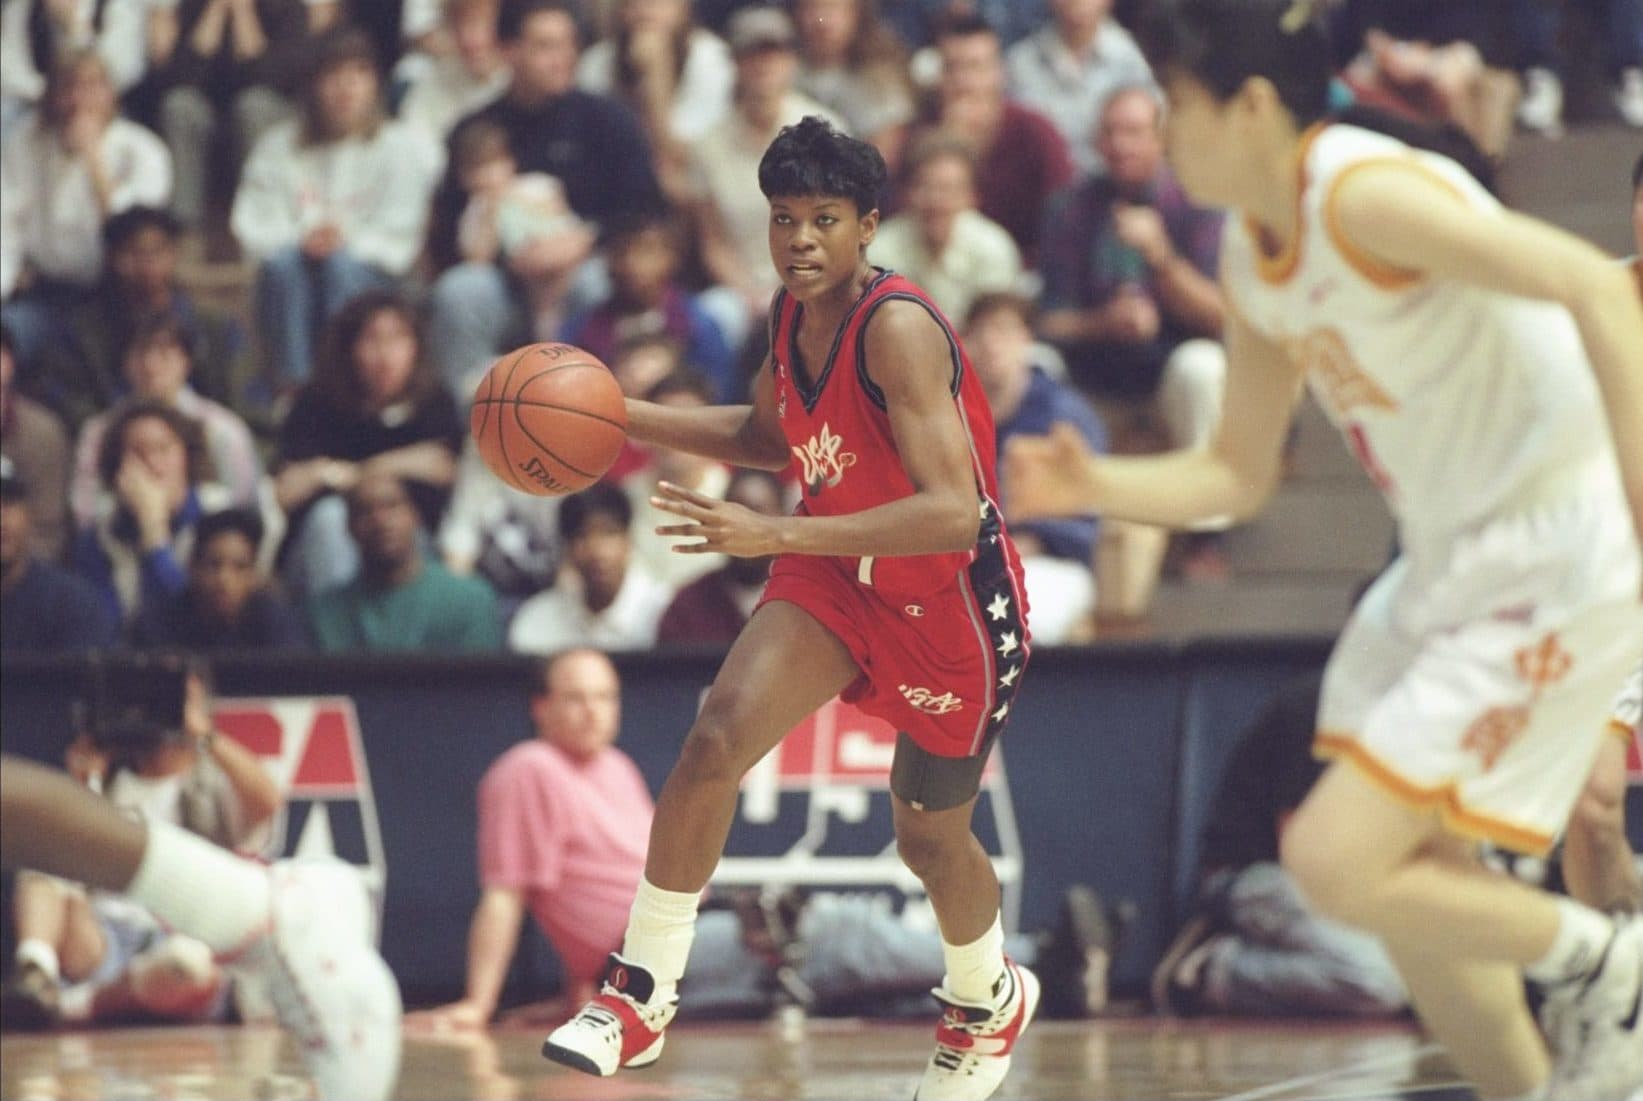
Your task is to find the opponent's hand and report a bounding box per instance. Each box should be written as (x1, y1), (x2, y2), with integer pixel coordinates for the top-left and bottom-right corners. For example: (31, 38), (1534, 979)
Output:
(651, 480), (784, 557)
(1003, 423), (1105, 521)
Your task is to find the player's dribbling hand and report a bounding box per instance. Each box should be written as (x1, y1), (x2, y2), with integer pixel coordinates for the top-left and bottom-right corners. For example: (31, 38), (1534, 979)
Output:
(651, 481), (784, 557)
(1003, 423), (1104, 520)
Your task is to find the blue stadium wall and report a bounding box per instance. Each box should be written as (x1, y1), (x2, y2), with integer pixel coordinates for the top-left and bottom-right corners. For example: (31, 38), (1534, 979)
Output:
(5, 644), (1638, 1007)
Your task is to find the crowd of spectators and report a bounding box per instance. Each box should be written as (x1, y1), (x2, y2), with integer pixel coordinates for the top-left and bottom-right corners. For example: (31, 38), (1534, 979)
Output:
(1, 0), (1637, 658)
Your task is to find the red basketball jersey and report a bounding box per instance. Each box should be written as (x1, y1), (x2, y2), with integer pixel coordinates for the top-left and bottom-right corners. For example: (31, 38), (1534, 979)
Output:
(769, 269), (1024, 602)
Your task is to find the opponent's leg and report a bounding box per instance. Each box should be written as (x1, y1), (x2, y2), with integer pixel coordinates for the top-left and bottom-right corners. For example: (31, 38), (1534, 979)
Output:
(1563, 733), (1640, 915)
(545, 602), (860, 1076)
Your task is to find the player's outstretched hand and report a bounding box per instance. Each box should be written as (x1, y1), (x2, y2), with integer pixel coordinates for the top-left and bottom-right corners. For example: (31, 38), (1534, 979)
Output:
(1004, 423), (1104, 520)
(652, 480), (784, 558)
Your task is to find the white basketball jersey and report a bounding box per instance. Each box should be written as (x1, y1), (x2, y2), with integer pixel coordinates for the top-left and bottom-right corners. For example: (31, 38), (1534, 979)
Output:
(1220, 124), (1622, 558)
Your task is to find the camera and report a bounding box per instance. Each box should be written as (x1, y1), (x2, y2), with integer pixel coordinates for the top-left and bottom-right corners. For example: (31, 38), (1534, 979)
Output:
(77, 653), (197, 769)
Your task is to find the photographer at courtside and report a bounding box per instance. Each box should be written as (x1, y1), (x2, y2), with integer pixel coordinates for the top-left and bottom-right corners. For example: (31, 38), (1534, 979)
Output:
(1, 654), (281, 1028)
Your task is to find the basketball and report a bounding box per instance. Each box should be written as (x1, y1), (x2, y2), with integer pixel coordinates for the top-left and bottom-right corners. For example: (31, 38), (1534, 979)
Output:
(470, 343), (628, 496)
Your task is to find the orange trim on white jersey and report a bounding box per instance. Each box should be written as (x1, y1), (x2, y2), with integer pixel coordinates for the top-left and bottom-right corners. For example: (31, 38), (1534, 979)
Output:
(1315, 730), (1556, 856)
(1248, 122), (1329, 286)
(1320, 157), (1466, 290)
(1610, 717), (1638, 745)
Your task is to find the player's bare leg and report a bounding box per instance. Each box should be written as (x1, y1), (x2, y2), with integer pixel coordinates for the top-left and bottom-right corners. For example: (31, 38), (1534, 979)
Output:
(1564, 735), (1641, 915)
(0, 755), (401, 1100)
(1284, 762), (1641, 1099)
(546, 601), (860, 1075)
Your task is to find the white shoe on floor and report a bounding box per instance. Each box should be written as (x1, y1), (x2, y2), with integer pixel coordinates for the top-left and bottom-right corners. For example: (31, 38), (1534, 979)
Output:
(234, 859), (403, 1101)
(915, 959), (1040, 1101)
(1546, 915), (1643, 1101)
(543, 953), (676, 1077)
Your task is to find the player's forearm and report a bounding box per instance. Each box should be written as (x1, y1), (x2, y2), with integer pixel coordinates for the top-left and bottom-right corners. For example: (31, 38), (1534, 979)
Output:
(1569, 266), (1643, 552)
(777, 490), (980, 557)
(625, 399), (788, 470)
(1088, 448), (1265, 530)
(464, 888), (525, 1017)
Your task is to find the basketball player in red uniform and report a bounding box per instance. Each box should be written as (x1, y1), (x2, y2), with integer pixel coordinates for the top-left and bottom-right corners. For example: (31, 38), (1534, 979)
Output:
(544, 116), (1036, 1101)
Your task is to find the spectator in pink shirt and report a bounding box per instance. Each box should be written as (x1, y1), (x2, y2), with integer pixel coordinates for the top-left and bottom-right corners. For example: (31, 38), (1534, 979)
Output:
(408, 648), (1116, 1030)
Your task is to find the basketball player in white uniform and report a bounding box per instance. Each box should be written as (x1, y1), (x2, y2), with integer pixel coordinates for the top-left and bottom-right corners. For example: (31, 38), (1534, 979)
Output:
(1007, 2), (1643, 1098)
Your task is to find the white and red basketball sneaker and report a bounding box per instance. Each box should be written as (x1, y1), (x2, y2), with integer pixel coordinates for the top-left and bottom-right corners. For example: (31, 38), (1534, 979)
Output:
(233, 858), (403, 1101)
(542, 953), (677, 1076)
(1546, 915), (1643, 1100)
(915, 958), (1040, 1101)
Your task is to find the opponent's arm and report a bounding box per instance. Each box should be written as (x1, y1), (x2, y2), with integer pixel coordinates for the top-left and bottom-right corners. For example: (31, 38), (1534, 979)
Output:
(623, 364), (790, 471)
(1006, 304), (1302, 527)
(651, 302), (982, 558)
(1332, 161), (1643, 561)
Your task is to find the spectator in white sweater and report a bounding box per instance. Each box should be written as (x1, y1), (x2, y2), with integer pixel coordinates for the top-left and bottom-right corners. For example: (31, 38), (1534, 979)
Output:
(396, 0), (511, 152)
(0, 0), (149, 142)
(230, 27), (441, 388)
(0, 48), (171, 376)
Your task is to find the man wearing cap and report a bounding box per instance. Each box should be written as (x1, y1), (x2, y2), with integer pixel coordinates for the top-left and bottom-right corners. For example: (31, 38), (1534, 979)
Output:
(0, 458), (117, 652)
(686, 7), (846, 339)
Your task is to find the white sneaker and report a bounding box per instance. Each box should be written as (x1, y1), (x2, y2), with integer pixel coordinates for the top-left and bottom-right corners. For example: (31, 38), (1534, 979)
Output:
(1615, 68), (1643, 127)
(234, 859), (403, 1101)
(1518, 66), (1564, 135)
(542, 953), (675, 1076)
(1546, 916), (1643, 1100)
(915, 959), (1040, 1101)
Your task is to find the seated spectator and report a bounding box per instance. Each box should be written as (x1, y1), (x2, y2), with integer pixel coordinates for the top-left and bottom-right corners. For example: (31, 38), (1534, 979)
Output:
(881, 0), (1047, 53)
(0, 458), (117, 652)
(576, 0), (733, 200)
(560, 208), (736, 402)
(424, 1), (662, 388)
(0, 654), (281, 1029)
(965, 292), (1104, 644)
(909, 12), (1074, 263)
(869, 131), (1021, 323)
(1002, 0), (1153, 177)
(617, 368), (731, 590)
(71, 315), (264, 530)
(1338, 27), (1518, 160)
(0, 0), (149, 141)
(656, 467), (784, 645)
(1036, 85), (1226, 452)
(1150, 672), (1408, 1019)
(397, 0), (511, 147)
(71, 400), (237, 627)
(439, 435), (563, 609)
(305, 471), (503, 652)
(0, 326), (71, 561)
(230, 27), (441, 388)
(686, 6), (844, 342)
(1509, 0), (1643, 132)
(0, 49), (172, 375)
(452, 120), (596, 359)
(406, 649), (1113, 1029)
(791, 0), (916, 169)
(131, 506), (306, 650)
(601, 331), (688, 482)
(145, 0), (340, 236)
(39, 207), (253, 434)
(274, 290), (462, 595)
(508, 482), (671, 653)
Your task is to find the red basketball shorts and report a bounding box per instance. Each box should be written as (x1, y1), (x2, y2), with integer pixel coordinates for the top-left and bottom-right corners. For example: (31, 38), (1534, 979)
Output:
(758, 546), (1030, 759)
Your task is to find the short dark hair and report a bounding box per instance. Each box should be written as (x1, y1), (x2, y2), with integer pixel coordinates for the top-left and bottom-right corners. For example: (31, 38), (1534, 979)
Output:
(1133, 0), (1333, 126)
(97, 399), (212, 489)
(103, 206), (182, 253)
(192, 508), (265, 561)
(965, 291), (1037, 329)
(499, 0), (581, 44)
(759, 115), (887, 218)
(314, 289), (440, 414)
(558, 481), (632, 540)
(123, 313), (195, 364)
(606, 205), (687, 254)
(932, 10), (999, 44)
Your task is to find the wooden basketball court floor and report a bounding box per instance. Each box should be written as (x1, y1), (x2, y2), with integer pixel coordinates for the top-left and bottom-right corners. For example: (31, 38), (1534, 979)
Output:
(0, 1018), (1478, 1100)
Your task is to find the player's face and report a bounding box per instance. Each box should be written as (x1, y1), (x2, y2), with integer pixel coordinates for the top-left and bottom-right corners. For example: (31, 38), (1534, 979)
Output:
(1157, 71), (1238, 209)
(768, 196), (877, 302)
(535, 651), (622, 759)
(192, 531), (259, 621)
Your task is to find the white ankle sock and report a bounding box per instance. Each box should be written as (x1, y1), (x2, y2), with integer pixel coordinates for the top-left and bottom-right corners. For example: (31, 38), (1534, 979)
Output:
(1524, 898), (1613, 985)
(942, 913), (1006, 1004)
(15, 938), (59, 983)
(620, 878), (700, 1002)
(126, 821), (271, 953)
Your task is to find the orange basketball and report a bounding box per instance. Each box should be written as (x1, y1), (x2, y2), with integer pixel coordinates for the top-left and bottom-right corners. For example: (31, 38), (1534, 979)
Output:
(470, 343), (628, 496)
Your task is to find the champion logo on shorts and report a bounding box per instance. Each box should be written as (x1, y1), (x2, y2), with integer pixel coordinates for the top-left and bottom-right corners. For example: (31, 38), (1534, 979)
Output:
(900, 685), (965, 715)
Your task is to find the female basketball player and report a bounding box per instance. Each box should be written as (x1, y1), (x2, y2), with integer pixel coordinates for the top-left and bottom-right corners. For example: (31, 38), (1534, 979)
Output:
(1006, 2), (1643, 1098)
(544, 116), (1036, 1101)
